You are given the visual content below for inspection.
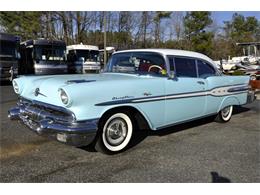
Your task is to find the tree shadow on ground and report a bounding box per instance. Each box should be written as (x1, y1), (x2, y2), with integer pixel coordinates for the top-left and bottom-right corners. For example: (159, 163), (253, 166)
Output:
(232, 105), (250, 115)
(211, 171), (231, 183)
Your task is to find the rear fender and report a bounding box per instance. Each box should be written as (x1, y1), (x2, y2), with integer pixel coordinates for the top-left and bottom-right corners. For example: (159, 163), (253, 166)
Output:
(218, 96), (240, 112)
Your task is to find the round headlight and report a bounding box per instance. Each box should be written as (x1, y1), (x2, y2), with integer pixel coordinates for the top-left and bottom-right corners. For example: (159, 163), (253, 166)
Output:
(59, 89), (69, 105)
(13, 80), (19, 94)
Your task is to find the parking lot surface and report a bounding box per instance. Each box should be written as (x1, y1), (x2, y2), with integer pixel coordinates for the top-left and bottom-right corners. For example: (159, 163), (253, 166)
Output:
(0, 83), (259, 182)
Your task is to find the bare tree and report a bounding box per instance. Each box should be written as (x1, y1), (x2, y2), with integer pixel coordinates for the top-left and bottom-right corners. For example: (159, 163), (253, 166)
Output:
(138, 11), (153, 48)
(56, 12), (69, 43)
(171, 12), (184, 41)
(153, 11), (172, 47)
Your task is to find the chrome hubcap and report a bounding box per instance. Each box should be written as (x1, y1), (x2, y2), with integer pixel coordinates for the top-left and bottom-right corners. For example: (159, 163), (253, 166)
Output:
(222, 106), (231, 118)
(105, 118), (128, 146)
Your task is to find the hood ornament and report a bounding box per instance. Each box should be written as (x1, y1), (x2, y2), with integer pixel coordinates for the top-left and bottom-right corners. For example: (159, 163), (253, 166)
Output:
(34, 88), (46, 97)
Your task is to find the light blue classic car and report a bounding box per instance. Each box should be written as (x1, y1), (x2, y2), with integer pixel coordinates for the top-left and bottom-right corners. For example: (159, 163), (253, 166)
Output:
(8, 49), (255, 154)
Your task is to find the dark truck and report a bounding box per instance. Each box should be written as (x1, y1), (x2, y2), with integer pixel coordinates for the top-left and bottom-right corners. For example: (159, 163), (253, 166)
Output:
(0, 33), (20, 81)
(19, 39), (67, 75)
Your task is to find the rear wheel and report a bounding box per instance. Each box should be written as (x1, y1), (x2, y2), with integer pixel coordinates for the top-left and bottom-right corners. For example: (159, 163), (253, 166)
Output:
(215, 105), (233, 123)
(95, 112), (133, 154)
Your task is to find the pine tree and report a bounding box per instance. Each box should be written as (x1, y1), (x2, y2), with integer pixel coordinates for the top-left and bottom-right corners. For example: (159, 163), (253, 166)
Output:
(184, 11), (213, 56)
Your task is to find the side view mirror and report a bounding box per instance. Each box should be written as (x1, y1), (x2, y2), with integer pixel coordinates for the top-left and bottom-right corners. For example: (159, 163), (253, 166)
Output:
(168, 70), (176, 79)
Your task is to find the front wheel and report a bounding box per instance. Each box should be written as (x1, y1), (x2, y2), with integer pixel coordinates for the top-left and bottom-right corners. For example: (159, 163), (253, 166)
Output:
(95, 112), (133, 154)
(215, 105), (233, 123)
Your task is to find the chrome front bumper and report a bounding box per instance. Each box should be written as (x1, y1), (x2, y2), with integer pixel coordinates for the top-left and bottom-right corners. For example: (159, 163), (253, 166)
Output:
(8, 98), (99, 147)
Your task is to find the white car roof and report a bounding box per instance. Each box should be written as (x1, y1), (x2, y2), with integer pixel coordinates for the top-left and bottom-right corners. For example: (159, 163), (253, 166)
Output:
(67, 44), (99, 51)
(114, 49), (215, 65)
(99, 47), (115, 52)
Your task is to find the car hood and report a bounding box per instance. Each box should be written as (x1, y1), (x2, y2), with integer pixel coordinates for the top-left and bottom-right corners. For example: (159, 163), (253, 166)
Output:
(14, 73), (157, 106)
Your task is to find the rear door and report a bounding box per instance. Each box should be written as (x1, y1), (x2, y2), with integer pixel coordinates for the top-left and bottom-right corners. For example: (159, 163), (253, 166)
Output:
(164, 57), (207, 126)
(196, 59), (219, 114)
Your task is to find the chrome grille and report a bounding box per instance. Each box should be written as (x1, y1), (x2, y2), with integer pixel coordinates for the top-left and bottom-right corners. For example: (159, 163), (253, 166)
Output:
(17, 98), (75, 123)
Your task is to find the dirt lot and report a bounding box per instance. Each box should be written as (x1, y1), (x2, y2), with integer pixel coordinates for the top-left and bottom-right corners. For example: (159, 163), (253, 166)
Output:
(0, 84), (259, 182)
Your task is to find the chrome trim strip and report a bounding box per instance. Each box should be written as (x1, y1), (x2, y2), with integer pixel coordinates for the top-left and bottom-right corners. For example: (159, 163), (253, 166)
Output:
(95, 84), (249, 106)
(227, 86), (249, 93)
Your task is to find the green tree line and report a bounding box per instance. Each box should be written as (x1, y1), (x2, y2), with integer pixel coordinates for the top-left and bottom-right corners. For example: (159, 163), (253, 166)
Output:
(0, 11), (259, 60)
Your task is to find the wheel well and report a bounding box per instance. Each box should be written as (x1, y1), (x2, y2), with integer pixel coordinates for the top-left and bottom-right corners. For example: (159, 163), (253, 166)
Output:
(218, 96), (240, 112)
(99, 106), (150, 131)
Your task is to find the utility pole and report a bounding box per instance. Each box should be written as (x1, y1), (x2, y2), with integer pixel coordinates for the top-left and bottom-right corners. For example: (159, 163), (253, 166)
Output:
(103, 11), (107, 67)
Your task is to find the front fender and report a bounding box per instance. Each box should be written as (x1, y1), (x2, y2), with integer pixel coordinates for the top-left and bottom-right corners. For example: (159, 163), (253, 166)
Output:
(99, 104), (155, 130)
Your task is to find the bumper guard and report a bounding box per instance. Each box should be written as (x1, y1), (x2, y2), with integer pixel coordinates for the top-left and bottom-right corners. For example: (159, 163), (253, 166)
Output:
(246, 90), (256, 104)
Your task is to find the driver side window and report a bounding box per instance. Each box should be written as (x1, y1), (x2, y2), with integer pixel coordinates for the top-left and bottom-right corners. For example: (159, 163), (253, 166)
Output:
(174, 57), (197, 78)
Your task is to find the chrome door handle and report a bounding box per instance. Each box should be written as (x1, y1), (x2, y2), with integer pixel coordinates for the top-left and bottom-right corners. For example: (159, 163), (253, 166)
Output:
(197, 81), (205, 85)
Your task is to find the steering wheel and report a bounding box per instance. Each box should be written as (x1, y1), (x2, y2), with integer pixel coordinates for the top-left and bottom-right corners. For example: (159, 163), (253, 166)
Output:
(148, 65), (163, 72)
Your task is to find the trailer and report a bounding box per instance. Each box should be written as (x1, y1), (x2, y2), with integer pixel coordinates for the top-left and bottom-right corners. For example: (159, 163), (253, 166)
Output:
(0, 33), (20, 81)
(67, 44), (100, 74)
(19, 39), (67, 75)
(99, 47), (116, 67)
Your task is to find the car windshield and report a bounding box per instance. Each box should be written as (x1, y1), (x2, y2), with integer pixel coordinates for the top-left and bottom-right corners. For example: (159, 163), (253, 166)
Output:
(35, 45), (66, 62)
(105, 52), (167, 76)
(75, 49), (100, 62)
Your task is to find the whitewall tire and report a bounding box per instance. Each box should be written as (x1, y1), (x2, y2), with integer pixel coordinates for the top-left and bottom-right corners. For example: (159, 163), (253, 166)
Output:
(215, 105), (233, 122)
(95, 112), (133, 154)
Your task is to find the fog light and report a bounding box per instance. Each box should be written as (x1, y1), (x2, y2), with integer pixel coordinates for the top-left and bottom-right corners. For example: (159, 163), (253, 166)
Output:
(57, 133), (67, 143)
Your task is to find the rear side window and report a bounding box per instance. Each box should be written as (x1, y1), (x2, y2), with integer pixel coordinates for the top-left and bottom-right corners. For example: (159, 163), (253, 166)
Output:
(197, 60), (216, 78)
(175, 57), (197, 78)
